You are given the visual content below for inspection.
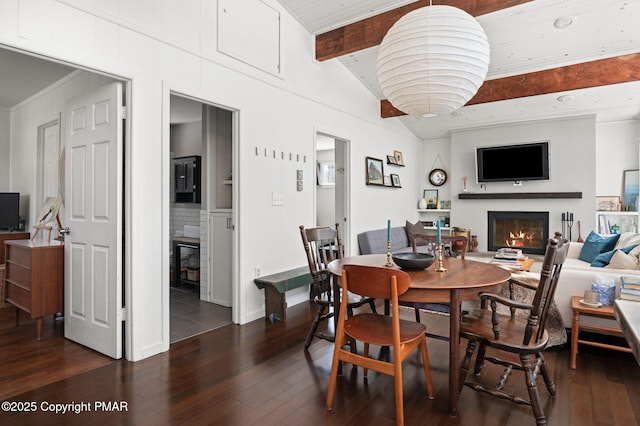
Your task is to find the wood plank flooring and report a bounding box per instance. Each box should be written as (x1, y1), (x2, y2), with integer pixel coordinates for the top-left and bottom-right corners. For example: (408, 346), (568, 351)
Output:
(1, 301), (639, 425)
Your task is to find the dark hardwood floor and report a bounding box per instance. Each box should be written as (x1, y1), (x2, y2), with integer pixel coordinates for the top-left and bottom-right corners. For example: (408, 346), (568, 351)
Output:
(1, 301), (639, 425)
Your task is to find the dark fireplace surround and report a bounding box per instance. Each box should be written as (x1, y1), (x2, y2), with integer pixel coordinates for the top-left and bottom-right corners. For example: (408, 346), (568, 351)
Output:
(487, 211), (549, 255)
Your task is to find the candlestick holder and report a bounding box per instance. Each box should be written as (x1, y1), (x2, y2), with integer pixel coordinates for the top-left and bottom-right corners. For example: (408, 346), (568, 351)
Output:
(435, 243), (447, 272)
(385, 241), (393, 267)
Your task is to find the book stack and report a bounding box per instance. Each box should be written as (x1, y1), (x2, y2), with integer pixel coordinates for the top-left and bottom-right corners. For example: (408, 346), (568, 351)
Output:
(490, 248), (527, 270)
(620, 276), (640, 301)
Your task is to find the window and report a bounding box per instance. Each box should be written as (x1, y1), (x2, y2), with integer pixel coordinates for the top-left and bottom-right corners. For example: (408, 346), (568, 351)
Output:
(317, 162), (335, 186)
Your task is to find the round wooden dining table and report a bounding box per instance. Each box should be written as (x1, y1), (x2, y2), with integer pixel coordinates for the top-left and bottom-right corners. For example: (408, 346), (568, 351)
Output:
(327, 253), (511, 417)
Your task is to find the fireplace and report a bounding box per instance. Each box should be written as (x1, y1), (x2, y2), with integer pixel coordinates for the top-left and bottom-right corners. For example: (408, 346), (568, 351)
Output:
(487, 211), (549, 255)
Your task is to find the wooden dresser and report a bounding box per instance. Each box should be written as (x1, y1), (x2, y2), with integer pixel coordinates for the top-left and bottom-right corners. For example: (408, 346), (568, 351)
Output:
(4, 239), (64, 340)
(0, 231), (30, 263)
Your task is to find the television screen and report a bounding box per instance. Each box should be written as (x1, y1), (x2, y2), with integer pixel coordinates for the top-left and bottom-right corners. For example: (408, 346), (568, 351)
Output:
(476, 142), (549, 183)
(0, 192), (20, 230)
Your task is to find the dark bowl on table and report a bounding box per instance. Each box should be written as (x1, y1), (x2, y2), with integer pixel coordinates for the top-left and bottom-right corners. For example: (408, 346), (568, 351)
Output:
(392, 252), (436, 270)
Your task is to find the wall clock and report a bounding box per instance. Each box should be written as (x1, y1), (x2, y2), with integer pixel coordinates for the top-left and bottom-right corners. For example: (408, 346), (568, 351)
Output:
(428, 168), (447, 186)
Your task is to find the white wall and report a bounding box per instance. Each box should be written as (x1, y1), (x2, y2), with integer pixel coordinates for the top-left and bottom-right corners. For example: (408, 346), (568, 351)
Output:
(171, 121), (202, 158)
(596, 120), (640, 199)
(448, 116), (596, 249)
(0, 106), (9, 190)
(422, 115), (640, 249)
(2, 0), (421, 360)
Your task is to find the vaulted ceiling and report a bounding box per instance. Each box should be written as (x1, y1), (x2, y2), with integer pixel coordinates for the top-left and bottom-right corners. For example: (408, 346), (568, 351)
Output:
(279, 0), (640, 139)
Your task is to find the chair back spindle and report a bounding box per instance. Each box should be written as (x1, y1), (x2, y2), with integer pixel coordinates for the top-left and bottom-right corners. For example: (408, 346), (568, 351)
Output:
(299, 224), (376, 351)
(300, 224), (343, 299)
(526, 232), (569, 344)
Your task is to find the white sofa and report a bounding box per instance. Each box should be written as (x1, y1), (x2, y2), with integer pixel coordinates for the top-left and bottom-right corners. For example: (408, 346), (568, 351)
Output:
(554, 232), (640, 329)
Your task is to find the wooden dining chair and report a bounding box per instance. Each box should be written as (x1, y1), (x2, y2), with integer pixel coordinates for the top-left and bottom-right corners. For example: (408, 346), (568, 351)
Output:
(457, 233), (568, 426)
(399, 234), (468, 339)
(299, 224), (376, 351)
(326, 264), (433, 425)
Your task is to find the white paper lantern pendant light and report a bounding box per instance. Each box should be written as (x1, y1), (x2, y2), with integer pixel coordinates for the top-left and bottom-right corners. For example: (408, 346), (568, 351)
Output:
(377, 5), (490, 117)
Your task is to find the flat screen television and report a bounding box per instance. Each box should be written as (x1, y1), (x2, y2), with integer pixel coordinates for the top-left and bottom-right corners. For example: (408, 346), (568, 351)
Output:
(476, 141), (550, 183)
(0, 192), (20, 230)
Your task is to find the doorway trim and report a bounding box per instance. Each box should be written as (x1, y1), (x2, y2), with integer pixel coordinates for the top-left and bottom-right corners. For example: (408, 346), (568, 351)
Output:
(314, 129), (351, 253)
(163, 84), (241, 340)
(0, 44), (133, 359)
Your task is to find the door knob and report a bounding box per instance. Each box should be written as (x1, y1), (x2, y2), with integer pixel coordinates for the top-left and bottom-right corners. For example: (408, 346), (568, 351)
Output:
(59, 227), (71, 235)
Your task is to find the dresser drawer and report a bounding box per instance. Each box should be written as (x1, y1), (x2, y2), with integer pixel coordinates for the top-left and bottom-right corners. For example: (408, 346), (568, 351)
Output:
(5, 262), (31, 290)
(6, 245), (32, 268)
(6, 283), (31, 312)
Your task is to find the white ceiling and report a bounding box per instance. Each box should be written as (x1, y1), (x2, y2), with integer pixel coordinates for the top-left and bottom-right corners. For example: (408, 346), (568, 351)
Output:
(170, 95), (203, 124)
(0, 48), (75, 109)
(279, 0), (640, 140)
(2, 2), (638, 141)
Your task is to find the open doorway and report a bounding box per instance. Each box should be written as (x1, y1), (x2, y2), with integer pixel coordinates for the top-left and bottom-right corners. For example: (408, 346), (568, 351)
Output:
(315, 132), (350, 251)
(169, 94), (233, 343)
(1, 47), (129, 360)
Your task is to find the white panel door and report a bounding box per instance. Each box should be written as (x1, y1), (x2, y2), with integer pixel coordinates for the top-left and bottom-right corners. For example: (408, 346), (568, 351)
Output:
(64, 82), (123, 359)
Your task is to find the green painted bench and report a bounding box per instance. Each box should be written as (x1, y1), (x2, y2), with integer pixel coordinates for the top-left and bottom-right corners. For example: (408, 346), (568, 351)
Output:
(254, 266), (312, 321)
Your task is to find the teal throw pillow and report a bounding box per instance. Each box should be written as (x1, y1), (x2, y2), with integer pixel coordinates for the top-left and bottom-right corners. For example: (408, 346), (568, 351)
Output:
(578, 231), (620, 263)
(590, 244), (639, 267)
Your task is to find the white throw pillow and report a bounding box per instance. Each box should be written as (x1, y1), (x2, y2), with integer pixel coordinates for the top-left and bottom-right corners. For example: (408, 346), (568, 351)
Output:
(627, 245), (640, 264)
(615, 232), (640, 250)
(606, 249), (640, 270)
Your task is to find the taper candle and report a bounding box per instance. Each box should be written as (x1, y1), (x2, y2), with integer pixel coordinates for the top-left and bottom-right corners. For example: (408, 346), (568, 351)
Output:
(387, 220), (391, 242)
(437, 219), (442, 244)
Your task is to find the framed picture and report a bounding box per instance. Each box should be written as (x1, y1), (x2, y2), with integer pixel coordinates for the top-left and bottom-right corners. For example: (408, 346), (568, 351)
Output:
(386, 155), (397, 165)
(596, 196), (621, 211)
(391, 174), (401, 187)
(423, 189), (438, 209)
(383, 175), (392, 187)
(623, 169), (639, 211)
(365, 156), (384, 186)
(394, 150), (404, 165)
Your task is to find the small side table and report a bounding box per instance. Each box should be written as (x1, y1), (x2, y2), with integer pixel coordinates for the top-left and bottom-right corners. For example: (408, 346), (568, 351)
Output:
(570, 296), (632, 369)
(172, 237), (200, 287)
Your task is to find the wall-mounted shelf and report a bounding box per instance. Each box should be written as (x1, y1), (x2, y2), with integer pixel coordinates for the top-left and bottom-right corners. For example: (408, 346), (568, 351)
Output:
(458, 192), (582, 200)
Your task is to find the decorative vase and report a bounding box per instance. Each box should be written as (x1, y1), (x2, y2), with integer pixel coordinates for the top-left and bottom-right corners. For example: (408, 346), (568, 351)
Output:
(418, 198), (427, 209)
(470, 235), (479, 252)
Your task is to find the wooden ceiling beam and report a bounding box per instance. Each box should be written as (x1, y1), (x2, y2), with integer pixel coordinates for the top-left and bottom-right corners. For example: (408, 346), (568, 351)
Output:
(380, 53), (640, 118)
(315, 0), (533, 61)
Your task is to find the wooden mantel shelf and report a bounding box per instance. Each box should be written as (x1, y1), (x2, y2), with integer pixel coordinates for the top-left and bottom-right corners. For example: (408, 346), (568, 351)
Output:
(458, 192), (582, 200)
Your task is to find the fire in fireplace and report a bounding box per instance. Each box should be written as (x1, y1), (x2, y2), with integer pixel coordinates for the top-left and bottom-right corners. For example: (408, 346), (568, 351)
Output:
(487, 211), (549, 255)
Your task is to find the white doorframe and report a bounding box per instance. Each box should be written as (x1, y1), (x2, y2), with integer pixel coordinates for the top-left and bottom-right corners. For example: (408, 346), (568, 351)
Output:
(162, 85), (241, 335)
(314, 130), (351, 253)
